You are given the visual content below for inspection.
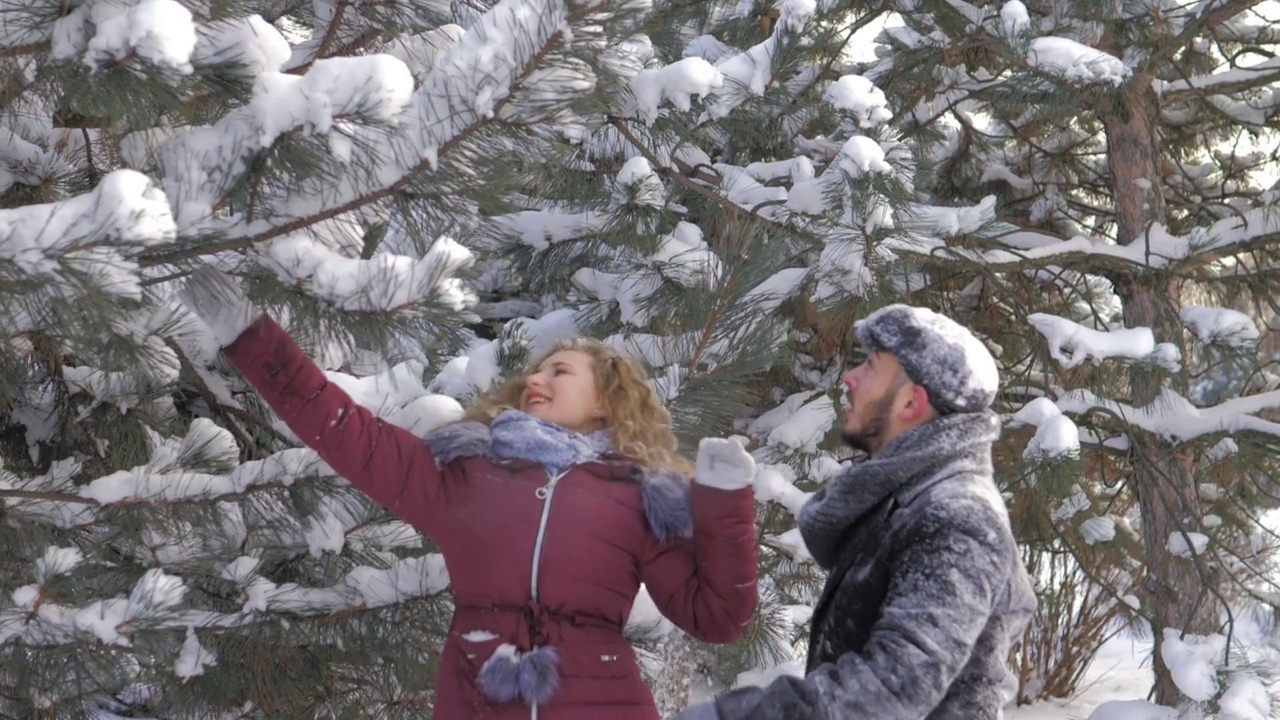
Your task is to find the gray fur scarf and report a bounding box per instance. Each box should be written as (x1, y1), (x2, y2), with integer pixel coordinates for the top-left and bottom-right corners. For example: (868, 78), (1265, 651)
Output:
(800, 411), (1002, 569)
(423, 409), (694, 542)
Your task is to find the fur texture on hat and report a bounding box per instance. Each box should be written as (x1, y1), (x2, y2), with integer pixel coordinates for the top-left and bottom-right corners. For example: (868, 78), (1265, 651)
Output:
(854, 304), (998, 415)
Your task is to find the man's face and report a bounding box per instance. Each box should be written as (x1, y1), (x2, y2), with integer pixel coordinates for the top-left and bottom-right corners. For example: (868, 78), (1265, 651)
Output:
(839, 351), (912, 456)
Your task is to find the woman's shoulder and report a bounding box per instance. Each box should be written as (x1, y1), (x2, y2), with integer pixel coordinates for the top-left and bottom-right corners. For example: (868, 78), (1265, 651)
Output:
(422, 420), (492, 467)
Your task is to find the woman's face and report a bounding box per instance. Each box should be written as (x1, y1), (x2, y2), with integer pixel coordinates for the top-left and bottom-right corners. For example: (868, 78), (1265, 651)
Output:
(520, 350), (607, 435)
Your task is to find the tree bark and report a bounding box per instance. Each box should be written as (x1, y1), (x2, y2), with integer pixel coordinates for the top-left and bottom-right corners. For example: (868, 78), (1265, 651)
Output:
(1103, 79), (1217, 705)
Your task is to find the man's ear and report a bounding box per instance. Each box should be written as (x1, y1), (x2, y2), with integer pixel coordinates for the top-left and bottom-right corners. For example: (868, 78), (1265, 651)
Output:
(898, 384), (934, 423)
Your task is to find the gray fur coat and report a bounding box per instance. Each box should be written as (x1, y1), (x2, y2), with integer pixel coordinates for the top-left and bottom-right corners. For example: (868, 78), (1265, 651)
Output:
(695, 411), (1036, 720)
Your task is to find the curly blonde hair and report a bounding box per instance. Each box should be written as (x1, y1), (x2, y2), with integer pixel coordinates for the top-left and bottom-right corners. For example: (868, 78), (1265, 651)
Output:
(463, 338), (694, 475)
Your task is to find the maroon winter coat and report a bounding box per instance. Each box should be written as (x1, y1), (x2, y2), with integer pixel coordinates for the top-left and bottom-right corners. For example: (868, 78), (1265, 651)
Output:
(224, 317), (759, 719)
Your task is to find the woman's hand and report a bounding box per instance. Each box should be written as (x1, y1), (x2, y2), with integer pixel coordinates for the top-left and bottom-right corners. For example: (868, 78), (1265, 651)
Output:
(177, 266), (261, 347)
(695, 437), (755, 491)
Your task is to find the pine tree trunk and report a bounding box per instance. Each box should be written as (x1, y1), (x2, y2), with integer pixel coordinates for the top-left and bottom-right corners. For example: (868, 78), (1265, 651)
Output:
(1103, 80), (1216, 706)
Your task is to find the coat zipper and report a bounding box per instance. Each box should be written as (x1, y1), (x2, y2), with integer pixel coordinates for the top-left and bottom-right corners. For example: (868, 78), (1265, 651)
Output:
(528, 469), (566, 720)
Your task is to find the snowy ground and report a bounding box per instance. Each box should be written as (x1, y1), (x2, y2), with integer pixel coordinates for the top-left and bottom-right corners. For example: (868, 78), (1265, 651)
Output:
(1011, 635), (1154, 720)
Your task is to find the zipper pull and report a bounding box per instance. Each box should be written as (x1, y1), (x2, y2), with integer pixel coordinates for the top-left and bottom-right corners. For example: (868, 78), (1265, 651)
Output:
(535, 472), (565, 499)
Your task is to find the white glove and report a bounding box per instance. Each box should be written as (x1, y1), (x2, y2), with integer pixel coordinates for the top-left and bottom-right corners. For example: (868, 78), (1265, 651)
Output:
(177, 266), (260, 347)
(695, 437), (755, 491)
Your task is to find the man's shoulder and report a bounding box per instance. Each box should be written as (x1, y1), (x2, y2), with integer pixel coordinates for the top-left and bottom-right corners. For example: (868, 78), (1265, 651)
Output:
(893, 470), (1015, 545)
(901, 462), (1004, 510)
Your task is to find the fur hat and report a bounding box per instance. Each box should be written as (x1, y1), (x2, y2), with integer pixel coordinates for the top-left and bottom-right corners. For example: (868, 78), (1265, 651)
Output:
(854, 304), (999, 415)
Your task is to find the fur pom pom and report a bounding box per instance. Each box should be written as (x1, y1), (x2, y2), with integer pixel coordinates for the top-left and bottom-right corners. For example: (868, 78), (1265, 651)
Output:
(477, 644), (523, 703)
(518, 646), (560, 705)
(476, 644), (562, 706)
(641, 469), (693, 542)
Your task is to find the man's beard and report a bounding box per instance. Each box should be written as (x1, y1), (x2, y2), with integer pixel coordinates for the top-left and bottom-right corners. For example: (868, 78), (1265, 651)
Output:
(842, 390), (897, 456)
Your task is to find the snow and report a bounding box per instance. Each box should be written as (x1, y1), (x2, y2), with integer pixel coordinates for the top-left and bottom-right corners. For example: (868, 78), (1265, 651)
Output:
(765, 396), (836, 452)
(824, 75), (892, 128)
(1157, 56), (1280, 96)
(835, 136), (891, 177)
(240, 554), (450, 614)
(175, 627), (217, 679)
(1219, 675), (1271, 720)
(1209, 437), (1239, 461)
(1058, 385), (1280, 443)
(909, 195), (998, 237)
(1052, 486), (1090, 523)
(0, 170), (175, 300)
(625, 584), (676, 639)
(1027, 37), (1129, 86)
(753, 464), (813, 519)
(1009, 635), (1158, 719)
(251, 55), (416, 144)
(35, 547), (85, 582)
(1080, 517), (1116, 545)
(1167, 531), (1210, 558)
(1000, 1), (1030, 38)
(701, 0), (816, 119)
(769, 527), (813, 562)
(749, 391), (821, 438)
(194, 15), (291, 75)
(79, 0), (198, 75)
(345, 555), (451, 607)
(1083, 700), (1177, 720)
(1159, 629), (1225, 701)
(1028, 313), (1156, 367)
(126, 569), (187, 618)
(787, 135), (894, 217)
(1180, 306), (1260, 346)
(630, 58), (724, 123)
(259, 233), (475, 312)
(1014, 397), (1064, 426)
(384, 25), (467, 79)
(1025, 414), (1080, 459)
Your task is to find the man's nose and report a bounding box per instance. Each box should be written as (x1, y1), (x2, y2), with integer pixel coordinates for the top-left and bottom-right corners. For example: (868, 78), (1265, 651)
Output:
(841, 369), (858, 389)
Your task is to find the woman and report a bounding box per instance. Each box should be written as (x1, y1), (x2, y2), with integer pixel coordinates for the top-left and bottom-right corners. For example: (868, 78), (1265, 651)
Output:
(178, 268), (759, 719)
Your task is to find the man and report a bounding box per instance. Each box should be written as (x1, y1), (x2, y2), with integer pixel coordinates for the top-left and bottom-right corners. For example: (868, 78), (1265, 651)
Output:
(675, 304), (1037, 720)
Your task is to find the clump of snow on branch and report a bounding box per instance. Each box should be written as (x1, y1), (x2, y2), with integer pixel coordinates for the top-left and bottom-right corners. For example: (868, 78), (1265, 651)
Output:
(54, 0), (199, 74)
(1028, 313), (1156, 367)
(1027, 37), (1129, 86)
(1180, 306), (1259, 347)
(1058, 385), (1280, 443)
(1015, 397), (1081, 459)
(251, 55), (415, 144)
(999, 1), (1030, 38)
(0, 170), (176, 302)
(175, 627), (217, 679)
(1159, 629), (1225, 702)
(258, 233), (476, 312)
(1167, 531), (1210, 559)
(193, 15), (292, 75)
(704, 0), (816, 119)
(824, 75), (891, 128)
(630, 58), (724, 124)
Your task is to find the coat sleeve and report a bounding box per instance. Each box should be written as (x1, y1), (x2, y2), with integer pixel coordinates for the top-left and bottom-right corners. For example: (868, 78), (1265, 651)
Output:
(222, 315), (446, 536)
(640, 483), (758, 644)
(708, 497), (1014, 719)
